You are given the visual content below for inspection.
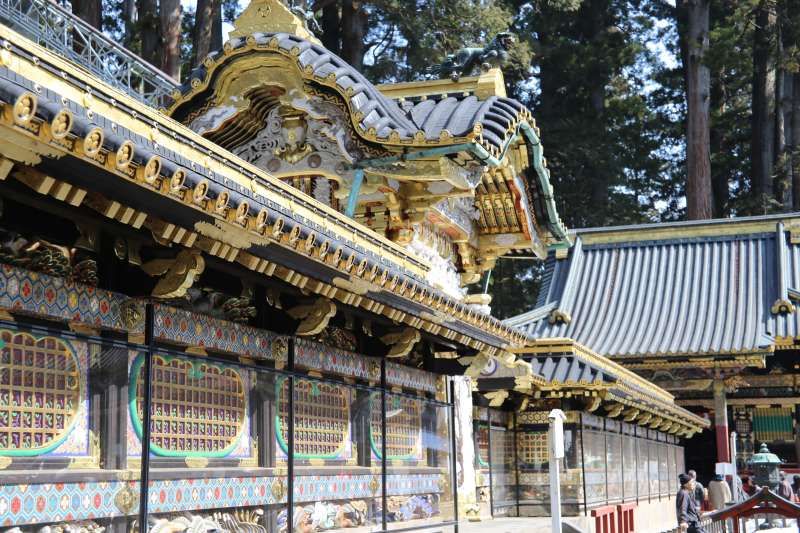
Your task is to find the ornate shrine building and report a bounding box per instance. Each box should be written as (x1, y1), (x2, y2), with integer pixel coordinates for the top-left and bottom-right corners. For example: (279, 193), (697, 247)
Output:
(0, 1), (705, 532)
(508, 213), (800, 487)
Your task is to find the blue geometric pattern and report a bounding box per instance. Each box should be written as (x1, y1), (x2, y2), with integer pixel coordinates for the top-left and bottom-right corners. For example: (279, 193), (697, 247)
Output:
(0, 473), (442, 526)
(0, 264), (142, 334)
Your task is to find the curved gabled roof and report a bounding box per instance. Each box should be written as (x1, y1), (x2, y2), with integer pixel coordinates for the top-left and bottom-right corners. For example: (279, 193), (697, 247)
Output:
(169, 32), (532, 153)
(167, 32), (569, 247)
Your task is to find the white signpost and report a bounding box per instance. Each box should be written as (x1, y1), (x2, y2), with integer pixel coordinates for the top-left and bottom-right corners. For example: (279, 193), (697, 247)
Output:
(549, 409), (566, 533)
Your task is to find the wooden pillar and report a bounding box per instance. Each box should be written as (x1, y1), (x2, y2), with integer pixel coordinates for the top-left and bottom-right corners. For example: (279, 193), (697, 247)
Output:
(713, 380), (730, 463)
(794, 404), (800, 466)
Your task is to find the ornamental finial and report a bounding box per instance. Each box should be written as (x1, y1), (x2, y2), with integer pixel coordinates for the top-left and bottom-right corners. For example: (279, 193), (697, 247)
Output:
(429, 32), (516, 82)
(230, 0), (321, 45)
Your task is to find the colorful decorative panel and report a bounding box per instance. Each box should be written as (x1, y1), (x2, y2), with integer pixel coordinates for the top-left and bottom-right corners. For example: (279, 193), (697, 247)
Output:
(0, 264), (142, 333)
(753, 406), (794, 442)
(147, 475), (286, 513)
(385, 362), (438, 394)
(294, 338), (376, 381)
(294, 340), (439, 394)
(0, 475), (288, 526)
(291, 472), (443, 503)
(294, 474), (380, 502)
(153, 304), (288, 360)
(129, 354), (251, 458)
(370, 394), (422, 461)
(0, 329), (89, 457)
(386, 472), (443, 496)
(276, 378), (352, 461)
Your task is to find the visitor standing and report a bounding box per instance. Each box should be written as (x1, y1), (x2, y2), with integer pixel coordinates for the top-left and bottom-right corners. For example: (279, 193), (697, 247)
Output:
(688, 470), (706, 509)
(792, 475), (800, 500)
(777, 472), (793, 501)
(741, 476), (758, 496)
(677, 473), (707, 533)
(707, 474), (731, 511)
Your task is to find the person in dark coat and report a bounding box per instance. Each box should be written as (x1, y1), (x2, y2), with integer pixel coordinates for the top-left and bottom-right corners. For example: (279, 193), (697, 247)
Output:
(677, 473), (707, 533)
(688, 470), (706, 508)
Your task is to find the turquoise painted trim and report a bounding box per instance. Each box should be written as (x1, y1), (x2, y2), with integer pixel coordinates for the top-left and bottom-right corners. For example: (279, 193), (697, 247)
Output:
(353, 123), (570, 246)
(128, 354), (245, 458)
(368, 392), (421, 462)
(345, 168), (364, 218)
(0, 334), (85, 457)
(273, 377), (350, 460)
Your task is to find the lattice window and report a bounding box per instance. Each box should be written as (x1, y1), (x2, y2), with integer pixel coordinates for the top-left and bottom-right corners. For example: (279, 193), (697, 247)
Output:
(0, 330), (82, 454)
(277, 378), (351, 460)
(516, 431), (547, 468)
(132, 355), (247, 456)
(370, 394), (422, 461)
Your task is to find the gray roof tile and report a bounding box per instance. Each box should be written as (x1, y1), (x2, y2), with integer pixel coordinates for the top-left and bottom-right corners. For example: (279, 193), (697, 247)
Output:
(506, 216), (800, 358)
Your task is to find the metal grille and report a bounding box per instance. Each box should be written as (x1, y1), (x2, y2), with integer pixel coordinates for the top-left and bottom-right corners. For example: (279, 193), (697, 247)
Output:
(0, 329), (82, 453)
(0, 0), (177, 107)
(279, 378), (351, 460)
(135, 355), (247, 455)
(372, 394), (421, 461)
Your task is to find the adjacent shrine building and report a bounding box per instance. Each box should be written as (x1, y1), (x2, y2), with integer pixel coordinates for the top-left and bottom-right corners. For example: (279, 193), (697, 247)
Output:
(508, 214), (800, 485)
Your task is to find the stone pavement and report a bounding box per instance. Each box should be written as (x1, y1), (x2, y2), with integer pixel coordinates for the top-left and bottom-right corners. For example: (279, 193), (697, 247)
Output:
(458, 517), (589, 533)
(457, 517), (800, 533)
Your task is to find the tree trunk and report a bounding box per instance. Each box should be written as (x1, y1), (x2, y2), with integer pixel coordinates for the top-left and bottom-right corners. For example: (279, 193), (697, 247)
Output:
(792, 74), (800, 210)
(340, 0), (366, 70)
(211, 1), (223, 52)
(587, 0), (608, 216)
(138, 0), (159, 66)
(160, 0), (182, 79)
(72, 0), (102, 29)
(710, 70), (728, 217)
(682, 0), (713, 220)
(122, 0), (136, 48)
(774, 22), (788, 207)
(192, 0), (222, 70)
(320, 1), (340, 55)
(751, 0), (776, 207)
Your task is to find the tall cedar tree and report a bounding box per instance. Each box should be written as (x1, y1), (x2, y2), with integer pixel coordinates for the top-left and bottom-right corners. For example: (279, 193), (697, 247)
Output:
(160, 0), (182, 78)
(72, 0), (102, 28)
(751, 0), (776, 205)
(678, 0), (713, 219)
(192, 0), (223, 70)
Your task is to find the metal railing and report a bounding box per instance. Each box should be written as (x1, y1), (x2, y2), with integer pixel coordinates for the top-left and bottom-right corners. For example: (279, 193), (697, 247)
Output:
(0, 0), (178, 106)
(661, 488), (800, 533)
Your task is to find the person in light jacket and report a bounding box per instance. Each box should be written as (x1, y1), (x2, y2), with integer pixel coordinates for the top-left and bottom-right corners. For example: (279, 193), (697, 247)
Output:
(677, 473), (707, 533)
(707, 474), (731, 510)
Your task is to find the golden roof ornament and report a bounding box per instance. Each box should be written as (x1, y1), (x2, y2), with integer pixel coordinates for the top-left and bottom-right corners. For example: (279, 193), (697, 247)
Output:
(230, 0), (321, 45)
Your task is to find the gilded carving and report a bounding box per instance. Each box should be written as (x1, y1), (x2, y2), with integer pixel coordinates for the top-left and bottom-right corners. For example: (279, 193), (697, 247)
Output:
(141, 249), (206, 298)
(50, 109), (73, 139)
(288, 297), (337, 336)
(114, 484), (139, 514)
(115, 140), (134, 170)
(380, 327), (421, 358)
(12, 92), (37, 125)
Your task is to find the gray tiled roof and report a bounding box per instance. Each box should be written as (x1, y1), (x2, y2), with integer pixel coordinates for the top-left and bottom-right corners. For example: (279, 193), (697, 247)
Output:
(506, 215), (800, 358)
(530, 354), (613, 385)
(174, 32), (529, 150)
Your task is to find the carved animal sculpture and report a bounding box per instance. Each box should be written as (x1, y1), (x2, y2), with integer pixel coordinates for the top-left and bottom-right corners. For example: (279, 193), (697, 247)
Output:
(288, 298), (336, 336)
(141, 250), (206, 299)
(430, 32), (516, 81)
(380, 327), (420, 358)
